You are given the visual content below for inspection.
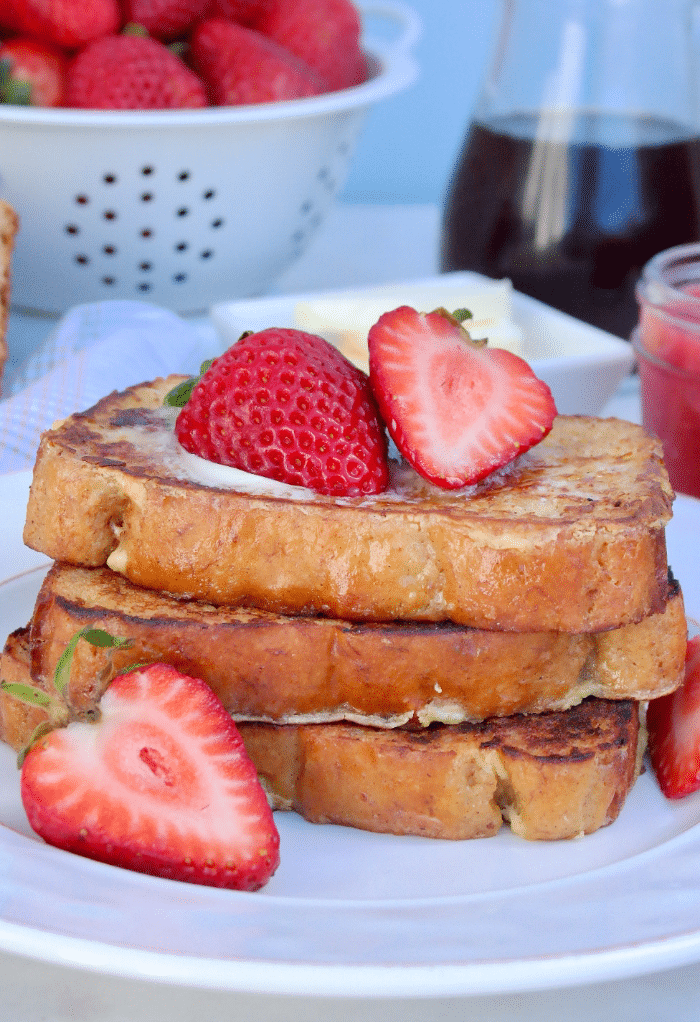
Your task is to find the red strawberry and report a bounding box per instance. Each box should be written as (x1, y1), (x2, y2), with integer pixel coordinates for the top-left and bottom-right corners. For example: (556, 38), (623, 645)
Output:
(367, 307), (557, 488)
(173, 328), (389, 497)
(122, 0), (210, 40)
(256, 0), (367, 92)
(0, 37), (68, 107)
(203, 0), (275, 27)
(647, 635), (700, 799)
(20, 663), (280, 890)
(0, 0), (121, 51)
(190, 18), (321, 105)
(66, 33), (208, 109)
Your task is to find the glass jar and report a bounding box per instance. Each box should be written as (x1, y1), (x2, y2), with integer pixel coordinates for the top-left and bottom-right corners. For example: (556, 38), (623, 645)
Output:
(634, 243), (700, 496)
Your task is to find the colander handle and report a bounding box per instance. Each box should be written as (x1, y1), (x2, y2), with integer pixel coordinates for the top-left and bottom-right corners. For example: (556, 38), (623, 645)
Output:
(359, 1), (423, 56)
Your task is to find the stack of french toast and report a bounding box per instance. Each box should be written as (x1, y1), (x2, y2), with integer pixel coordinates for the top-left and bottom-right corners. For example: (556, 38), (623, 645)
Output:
(0, 372), (687, 841)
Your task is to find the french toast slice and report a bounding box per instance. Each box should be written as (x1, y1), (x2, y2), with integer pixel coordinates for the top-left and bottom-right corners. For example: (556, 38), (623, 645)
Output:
(18, 562), (687, 727)
(23, 377), (673, 632)
(0, 629), (644, 841)
(238, 701), (644, 841)
(0, 200), (18, 395)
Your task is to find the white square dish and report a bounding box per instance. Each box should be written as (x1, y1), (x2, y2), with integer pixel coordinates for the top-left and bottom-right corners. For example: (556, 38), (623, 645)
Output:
(210, 271), (635, 416)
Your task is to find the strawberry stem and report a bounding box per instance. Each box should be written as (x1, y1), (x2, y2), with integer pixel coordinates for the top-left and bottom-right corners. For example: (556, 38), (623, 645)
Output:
(122, 22), (150, 37)
(430, 307), (487, 348)
(1, 626), (133, 767)
(16, 722), (56, 768)
(0, 58), (31, 106)
(53, 626), (132, 696)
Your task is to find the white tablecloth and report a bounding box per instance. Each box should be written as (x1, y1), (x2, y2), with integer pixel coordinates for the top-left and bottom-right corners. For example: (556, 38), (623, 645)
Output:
(1, 204), (698, 1022)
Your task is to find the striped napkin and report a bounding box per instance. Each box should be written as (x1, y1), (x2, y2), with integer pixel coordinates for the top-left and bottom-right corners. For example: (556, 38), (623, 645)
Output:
(0, 301), (220, 474)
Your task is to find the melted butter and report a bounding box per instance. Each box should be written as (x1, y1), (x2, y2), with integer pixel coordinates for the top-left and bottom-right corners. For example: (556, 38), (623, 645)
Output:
(109, 405), (492, 505)
(100, 404), (649, 520)
(178, 448), (314, 499)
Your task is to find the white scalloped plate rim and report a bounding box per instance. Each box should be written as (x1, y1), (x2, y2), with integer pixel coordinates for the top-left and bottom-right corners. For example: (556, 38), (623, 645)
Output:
(2, 470), (700, 998)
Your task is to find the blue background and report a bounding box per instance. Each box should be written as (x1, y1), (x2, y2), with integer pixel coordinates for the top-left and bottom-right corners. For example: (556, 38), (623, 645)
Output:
(343, 0), (499, 206)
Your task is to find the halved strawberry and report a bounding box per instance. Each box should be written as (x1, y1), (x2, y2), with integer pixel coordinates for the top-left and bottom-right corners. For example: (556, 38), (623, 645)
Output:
(647, 634), (700, 800)
(367, 306), (557, 488)
(173, 328), (389, 497)
(20, 663), (280, 890)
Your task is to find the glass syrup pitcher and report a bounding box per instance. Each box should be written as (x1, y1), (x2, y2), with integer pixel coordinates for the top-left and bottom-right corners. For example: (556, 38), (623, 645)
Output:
(441, 0), (700, 337)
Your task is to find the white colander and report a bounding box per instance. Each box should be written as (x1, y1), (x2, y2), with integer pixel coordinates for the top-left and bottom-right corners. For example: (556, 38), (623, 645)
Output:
(0, 2), (420, 315)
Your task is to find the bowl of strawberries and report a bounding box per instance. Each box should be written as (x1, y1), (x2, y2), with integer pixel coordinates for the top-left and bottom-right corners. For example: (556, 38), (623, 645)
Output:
(0, 0), (419, 314)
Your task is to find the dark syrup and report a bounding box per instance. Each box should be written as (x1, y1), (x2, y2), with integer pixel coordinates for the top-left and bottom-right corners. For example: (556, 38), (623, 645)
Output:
(441, 112), (700, 337)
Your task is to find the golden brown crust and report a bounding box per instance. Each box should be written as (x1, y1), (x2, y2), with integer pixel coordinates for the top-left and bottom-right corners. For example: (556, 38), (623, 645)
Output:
(23, 377), (674, 632)
(0, 201), (18, 395)
(0, 630), (643, 840)
(238, 699), (643, 840)
(25, 563), (686, 727)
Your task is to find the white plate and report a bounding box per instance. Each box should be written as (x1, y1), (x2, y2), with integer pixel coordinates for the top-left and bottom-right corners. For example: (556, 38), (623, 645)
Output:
(210, 272), (635, 416)
(1, 470), (700, 999)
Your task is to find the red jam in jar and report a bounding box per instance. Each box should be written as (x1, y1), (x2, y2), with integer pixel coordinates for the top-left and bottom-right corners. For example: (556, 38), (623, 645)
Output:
(635, 245), (700, 497)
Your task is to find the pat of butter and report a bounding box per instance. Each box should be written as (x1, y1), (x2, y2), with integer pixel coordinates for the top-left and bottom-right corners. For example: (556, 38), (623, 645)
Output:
(294, 278), (523, 373)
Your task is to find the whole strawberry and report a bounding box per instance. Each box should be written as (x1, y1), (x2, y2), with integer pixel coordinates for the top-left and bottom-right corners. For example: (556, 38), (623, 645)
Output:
(123, 0), (210, 40)
(203, 0), (275, 26)
(257, 0), (367, 92)
(0, 0), (121, 51)
(66, 33), (208, 109)
(190, 18), (321, 105)
(0, 37), (68, 107)
(173, 328), (389, 497)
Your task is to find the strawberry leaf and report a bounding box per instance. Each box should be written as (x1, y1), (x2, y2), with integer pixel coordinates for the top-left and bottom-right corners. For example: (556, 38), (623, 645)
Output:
(452, 308), (473, 322)
(82, 628), (133, 650)
(164, 337), (252, 408)
(429, 307), (485, 347)
(1, 78), (31, 105)
(1, 679), (72, 769)
(0, 681), (54, 709)
(163, 359), (215, 408)
(116, 661), (151, 675)
(53, 626), (132, 696)
(0, 57), (31, 106)
(3, 626), (133, 768)
(122, 22), (150, 37)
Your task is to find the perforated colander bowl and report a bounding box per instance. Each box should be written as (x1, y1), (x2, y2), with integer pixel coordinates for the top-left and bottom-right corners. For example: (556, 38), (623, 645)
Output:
(0, 2), (419, 315)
